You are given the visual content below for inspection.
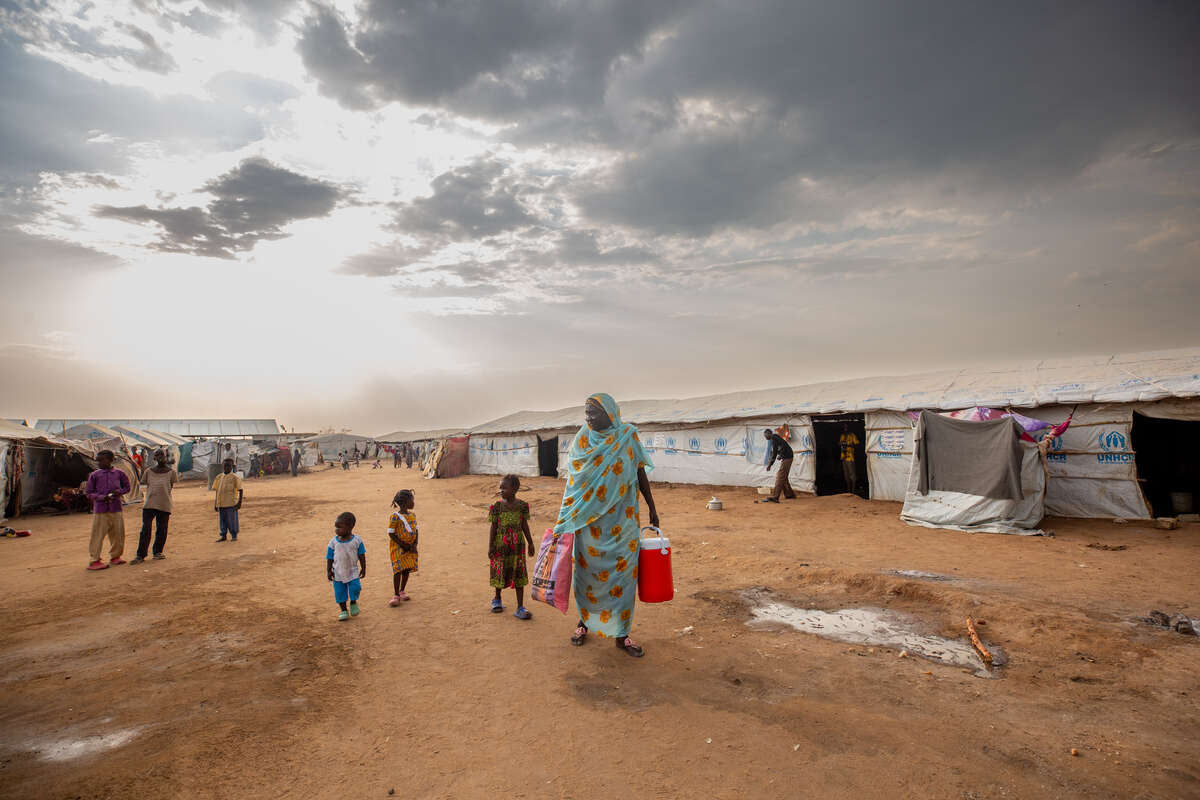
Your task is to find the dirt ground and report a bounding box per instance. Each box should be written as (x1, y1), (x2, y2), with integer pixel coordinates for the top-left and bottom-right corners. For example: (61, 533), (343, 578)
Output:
(1, 467), (1198, 800)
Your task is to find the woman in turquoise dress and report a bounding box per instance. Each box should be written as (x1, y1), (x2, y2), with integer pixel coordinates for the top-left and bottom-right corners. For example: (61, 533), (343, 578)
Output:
(553, 393), (660, 657)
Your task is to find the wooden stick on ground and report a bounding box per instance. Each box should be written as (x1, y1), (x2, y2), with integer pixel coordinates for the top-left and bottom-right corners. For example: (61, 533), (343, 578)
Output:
(966, 616), (994, 665)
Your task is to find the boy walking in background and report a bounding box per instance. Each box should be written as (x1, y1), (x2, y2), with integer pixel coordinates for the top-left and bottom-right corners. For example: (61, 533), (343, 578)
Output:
(85, 450), (129, 570)
(327, 512), (365, 621)
(211, 458), (244, 542)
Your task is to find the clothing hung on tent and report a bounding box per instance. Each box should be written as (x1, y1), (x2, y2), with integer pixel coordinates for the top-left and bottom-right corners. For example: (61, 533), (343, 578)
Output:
(915, 411), (1024, 500)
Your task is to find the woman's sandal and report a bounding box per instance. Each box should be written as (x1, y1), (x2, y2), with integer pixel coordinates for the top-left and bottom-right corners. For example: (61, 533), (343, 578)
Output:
(615, 637), (645, 658)
(570, 622), (588, 646)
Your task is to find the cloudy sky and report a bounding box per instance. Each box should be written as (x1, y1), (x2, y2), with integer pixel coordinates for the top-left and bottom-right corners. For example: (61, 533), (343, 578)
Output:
(1, 1), (1198, 434)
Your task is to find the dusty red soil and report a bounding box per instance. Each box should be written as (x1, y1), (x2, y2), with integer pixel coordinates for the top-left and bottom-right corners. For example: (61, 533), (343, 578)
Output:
(1, 468), (1197, 799)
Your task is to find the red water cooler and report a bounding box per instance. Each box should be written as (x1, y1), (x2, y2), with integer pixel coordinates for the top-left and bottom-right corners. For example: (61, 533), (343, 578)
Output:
(637, 526), (674, 603)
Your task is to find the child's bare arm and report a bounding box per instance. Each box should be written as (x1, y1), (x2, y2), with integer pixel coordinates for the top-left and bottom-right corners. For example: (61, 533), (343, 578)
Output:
(326, 558), (334, 581)
(358, 553), (366, 580)
(521, 516), (535, 556)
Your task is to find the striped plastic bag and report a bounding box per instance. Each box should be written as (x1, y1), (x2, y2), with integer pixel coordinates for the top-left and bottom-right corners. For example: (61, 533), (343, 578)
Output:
(530, 528), (574, 614)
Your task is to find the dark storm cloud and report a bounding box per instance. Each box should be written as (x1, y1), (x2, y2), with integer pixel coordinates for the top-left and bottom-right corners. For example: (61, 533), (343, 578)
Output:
(299, 1), (1200, 235)
(296, 0), (685, 113)
(0, 38), (264, 183)
(392, 157), (543, 241)
(95, 158), (346, 259)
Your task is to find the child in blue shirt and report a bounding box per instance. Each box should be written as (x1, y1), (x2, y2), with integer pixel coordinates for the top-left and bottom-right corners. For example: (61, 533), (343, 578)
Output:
(327, 511), (366, 621)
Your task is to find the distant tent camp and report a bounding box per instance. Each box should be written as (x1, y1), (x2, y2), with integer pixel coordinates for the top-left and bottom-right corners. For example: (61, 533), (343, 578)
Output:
(300, 433), (376, 460)
(376, 429), (469, 478)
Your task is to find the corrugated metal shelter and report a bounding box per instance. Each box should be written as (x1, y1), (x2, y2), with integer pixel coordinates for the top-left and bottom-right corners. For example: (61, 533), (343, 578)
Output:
(467, 348), (1200, 520)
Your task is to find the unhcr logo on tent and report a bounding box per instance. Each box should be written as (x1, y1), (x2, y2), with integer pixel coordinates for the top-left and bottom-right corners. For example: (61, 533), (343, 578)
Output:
(714, 437), (728, 454)
(665, 437), (677, 454)
(687, 436), (701, 455)
(1046, 435), (1067, 463)
(1097, 430), (1133, 463)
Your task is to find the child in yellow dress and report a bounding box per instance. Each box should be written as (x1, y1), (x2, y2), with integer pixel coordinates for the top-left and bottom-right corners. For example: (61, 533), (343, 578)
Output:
(388, 489), (418, 606)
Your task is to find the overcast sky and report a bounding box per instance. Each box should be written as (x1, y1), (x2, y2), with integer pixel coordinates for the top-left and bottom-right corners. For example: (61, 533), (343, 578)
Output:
(1, 1), (1198, 434)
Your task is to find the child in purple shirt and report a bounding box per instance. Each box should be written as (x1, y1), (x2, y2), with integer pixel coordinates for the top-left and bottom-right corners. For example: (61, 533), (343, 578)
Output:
(85, 450), (130, 570)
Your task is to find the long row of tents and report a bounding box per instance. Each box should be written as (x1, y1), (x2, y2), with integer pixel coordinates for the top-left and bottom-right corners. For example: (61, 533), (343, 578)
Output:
(410, 348), (1200, 531)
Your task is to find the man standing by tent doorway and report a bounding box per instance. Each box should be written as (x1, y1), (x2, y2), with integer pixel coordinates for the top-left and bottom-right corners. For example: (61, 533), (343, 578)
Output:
(839, 422), (860, 495)
(760, 428), (795, 503)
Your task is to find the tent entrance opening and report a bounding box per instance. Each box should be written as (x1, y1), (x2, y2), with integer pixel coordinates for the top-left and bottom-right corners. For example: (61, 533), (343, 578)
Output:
(538, 435), (559, 477)
(812, 414), (868, 498)
(1132, 413), (1200, 517)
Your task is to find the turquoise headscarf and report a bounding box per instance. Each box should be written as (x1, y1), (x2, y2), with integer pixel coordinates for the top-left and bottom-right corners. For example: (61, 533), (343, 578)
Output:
(552, 393), (653, 534)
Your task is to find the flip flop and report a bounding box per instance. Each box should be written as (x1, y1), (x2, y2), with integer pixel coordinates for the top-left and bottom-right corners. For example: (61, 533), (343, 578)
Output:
(615, 637), (645, 658)
(513, 606), (532, 620)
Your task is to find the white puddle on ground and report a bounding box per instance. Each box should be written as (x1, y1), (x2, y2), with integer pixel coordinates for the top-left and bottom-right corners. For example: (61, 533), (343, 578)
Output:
(35, 728), (142, 762)
(746, 599), (994, 677)
(883, 569), (956, 582)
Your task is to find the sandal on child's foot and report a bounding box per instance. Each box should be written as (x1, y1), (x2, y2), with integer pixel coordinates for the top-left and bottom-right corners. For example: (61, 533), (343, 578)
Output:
(389, 595), (402, 607)
(615, 637), (645, 658)
(570, 622), (588, 646)
(491, 597), (504, 613)
(398, 591), (411, 601)
(349, 602), (360, 616)
(513, 606), (532, 620)
(337, 610), (349, 621)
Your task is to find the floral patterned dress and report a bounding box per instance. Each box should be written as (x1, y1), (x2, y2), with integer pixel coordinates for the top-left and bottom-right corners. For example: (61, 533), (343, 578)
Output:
(488, 500), (529, 589)
(388, 510), (418, 573)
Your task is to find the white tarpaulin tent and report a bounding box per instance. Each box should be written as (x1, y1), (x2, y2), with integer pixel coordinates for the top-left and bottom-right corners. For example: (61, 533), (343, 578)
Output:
(181, 440), (251, 480)
(468, 348), (1200, 517)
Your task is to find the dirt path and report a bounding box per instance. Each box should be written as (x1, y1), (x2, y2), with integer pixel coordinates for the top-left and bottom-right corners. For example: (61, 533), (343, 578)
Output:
(1, 468), (1198, 799)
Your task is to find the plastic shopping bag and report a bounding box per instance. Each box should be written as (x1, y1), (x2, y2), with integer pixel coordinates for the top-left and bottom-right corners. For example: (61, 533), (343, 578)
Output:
(530, 528), (573, 614)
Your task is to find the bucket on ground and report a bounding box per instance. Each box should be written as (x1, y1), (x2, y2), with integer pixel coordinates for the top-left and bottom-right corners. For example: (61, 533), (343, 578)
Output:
(638, 525), (674, 603)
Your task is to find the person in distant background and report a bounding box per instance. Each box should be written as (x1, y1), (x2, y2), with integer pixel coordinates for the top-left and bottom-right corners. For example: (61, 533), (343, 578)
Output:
(393, 446), (401, 469)
(405, 442), (413, 469)
(85, 450), (129, 570)
(839, 422), (860, 495)
(211, 458), (243, 542)
(291, 446), (301, 477)
(760, 428), (795, 503)
(222, 442), (236, 468)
